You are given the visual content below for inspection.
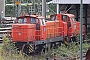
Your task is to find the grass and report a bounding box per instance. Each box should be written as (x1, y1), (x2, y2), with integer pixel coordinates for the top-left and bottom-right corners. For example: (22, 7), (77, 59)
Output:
(0, 35), (90, 60)
(0, 46), (2, 60)
(0, 36), (45, 60)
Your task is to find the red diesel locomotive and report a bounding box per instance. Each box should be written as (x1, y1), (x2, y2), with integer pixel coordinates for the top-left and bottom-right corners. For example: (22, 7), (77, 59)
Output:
(12, 13), (86, 54)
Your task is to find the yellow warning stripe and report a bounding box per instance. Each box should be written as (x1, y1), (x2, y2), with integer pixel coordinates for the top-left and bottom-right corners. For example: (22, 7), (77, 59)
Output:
(64, 37), (69, 45)
(64, 41), (68, 45)
(29, 44), (34, 52)
(29, 48), (33, 52)
(29, 45), (33, 49)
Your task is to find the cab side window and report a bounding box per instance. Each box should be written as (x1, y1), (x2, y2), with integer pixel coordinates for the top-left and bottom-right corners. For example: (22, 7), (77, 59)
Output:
(40, 18), (46, 26)
(71, 17), (76, 23)
(50, 15), (56, 21)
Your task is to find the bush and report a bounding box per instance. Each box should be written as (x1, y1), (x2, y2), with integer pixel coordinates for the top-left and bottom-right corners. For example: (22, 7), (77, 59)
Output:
(1, 35), (17, 57)
(0, 35), (38, 60)
(0, 35), (90, 60)
(41, 42), (90, 59)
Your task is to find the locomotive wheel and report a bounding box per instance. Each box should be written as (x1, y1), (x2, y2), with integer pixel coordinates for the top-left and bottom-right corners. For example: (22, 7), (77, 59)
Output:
(21, 44), (29, 54)
(58, 42), (61, 46)
(35, 45), (44, 54)
(21, 44), (34, 55)
(43, 44), (49, 53)
(70, 36), (77, 42)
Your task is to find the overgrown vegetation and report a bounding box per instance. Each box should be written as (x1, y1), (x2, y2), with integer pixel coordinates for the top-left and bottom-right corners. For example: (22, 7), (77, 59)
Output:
(40, 42), (90, 59)
(0, 35), (90, 60)
(0, 35), (33, 60)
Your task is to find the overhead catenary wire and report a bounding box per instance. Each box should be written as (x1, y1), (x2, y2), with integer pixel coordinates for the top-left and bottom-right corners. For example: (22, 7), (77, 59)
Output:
(66, 5), (74, 13)
(47, 5), (56, 14)
(64, 5), (68, 12)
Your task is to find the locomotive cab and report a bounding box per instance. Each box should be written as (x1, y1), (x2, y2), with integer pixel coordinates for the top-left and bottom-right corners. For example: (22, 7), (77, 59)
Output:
(35, 17), (46, 40)
(62, 14), (81, 42)
(63, 14), (86, 41)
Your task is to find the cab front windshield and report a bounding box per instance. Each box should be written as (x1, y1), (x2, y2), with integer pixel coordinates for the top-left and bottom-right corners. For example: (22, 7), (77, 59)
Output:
(18, 18), (27, 23)
(30, 18), (37, 24)
(30, 17), (46, 25)
(62, 15), (69, 22)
